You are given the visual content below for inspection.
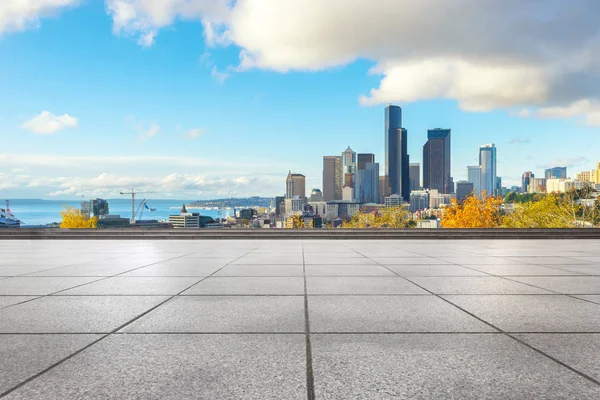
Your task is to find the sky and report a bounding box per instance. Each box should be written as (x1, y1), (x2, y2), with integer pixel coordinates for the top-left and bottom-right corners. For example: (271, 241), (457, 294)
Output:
(1, 0), (600, 200)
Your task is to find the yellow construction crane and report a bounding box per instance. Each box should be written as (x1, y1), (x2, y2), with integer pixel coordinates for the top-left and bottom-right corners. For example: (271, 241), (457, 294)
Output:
(119, 189), (156, 224)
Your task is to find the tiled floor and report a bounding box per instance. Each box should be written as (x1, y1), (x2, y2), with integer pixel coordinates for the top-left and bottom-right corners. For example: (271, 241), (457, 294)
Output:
(1, 239), (600, 399)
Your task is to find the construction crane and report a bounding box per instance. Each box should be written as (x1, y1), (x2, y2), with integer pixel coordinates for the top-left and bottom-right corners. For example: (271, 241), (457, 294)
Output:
(119, 189), (156, 224)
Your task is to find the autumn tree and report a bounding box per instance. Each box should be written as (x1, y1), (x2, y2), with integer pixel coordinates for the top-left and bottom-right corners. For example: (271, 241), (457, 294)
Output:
(342, 206), (410, 228)
(440, 192), (503, 228)
(286, 215), (305, 229)
(60, 206), (98, 229)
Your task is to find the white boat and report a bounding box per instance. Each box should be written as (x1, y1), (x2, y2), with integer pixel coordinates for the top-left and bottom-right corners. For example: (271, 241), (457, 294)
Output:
(0, 201), (21, 228)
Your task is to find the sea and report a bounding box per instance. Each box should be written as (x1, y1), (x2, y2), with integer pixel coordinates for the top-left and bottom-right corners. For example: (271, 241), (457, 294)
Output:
(4, 199), (234, 227)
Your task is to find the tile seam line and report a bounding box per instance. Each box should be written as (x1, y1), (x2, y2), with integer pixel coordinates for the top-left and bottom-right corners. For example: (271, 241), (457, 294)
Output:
(302, 239), (316, 400)
(348, 245), (600, 388)
(0, 243), (265, 398)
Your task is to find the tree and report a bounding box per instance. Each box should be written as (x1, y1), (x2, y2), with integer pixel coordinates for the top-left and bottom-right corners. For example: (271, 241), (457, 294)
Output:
(60, 206), (98, 229)
(342, 206), (410, 228)
(504, 191), (517, 203)
(440, 192), (503, 228)
(503, 194), (577, 228)
(286, 215), (305, 229)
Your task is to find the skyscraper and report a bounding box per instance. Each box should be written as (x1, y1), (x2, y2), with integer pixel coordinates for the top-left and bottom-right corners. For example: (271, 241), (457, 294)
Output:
(467, 166), (482, 195)
(522, 171), (535, 193)
(409, 163), (420, 191)
(423, 129), (452, 194)
(291, 174), (306, 199)
(479, 144), (497, 196)
(285, 171), (294, 199)
(545, 167), (567, 180)
(385, 105), (409, 202)
(456, 181), (474, 202)
(357, 153), (375, 171)
(323, 156), (343, 201)
(342, 146), (356, 175)
(355, 163), (380, 204)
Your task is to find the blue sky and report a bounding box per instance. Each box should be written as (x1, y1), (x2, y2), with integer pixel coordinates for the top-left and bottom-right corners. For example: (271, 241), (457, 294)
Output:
(1, 0), (599, 199)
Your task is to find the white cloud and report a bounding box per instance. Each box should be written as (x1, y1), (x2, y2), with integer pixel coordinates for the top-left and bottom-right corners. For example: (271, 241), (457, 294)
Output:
(20, 111), (78, 134)
(210, 66), (229, 83)
(515, 100), (600, 127)
(0, 0), (80, 34)
(184, 128), (203, 139)
(139, 122), (160, 140)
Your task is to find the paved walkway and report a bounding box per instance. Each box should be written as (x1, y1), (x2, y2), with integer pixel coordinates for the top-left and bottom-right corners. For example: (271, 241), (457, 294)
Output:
(1, 239), (600, 399)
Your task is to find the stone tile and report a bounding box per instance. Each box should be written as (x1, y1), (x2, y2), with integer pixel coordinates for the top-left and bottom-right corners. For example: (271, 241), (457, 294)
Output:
(573, 295), (600, 305)
(539, 264), (600, 275)
(147, 258), (233, 269)
(443, 295), (600, 332)
(309, 296), (494, 332)
(515, 334), (600, 382)
(0, 334), (101, 395)
(311, 334), (600, 400)
(386, 264), (489, 277)
(465, 264), (585, 276)
(373, 258), (450, 265)
(0, 296), (37, 309)
(305, 258), (376, 265)
(214, 265), (304, 277)
(306, 277), (428, 295)
(508, 276), (600, 294)
(56, 277), (200, 295)
(0, 265), (70, 277)
(0, 277), (102, 295)
(230, 258), (303, 266)
(183, 277), (305, 295)
(437, 257), (522, 265)
(408, 277), (552, 295)
(123, 296), (305, 333)
(305, 265), (396, 277)
(121, 263), (225, 277)
(0, 296), (168, 333)
(514, 257), (593, 265)
(2, 334), (306, 400)
(24, 264), (144, 277)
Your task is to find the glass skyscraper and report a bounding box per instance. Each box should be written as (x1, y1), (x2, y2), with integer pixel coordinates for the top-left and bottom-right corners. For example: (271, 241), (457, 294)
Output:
(423, 128), (452, 194)
(385, 105), (409, 202)
(545, 167), (567, 180)
(479, 144), (497, 196)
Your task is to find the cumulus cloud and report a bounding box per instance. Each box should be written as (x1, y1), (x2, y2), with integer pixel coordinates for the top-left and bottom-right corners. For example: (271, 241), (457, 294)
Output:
(139, 122), (160, 140)
(0, 0), (80, 34)
(20, 111), (78, 134)
(509, 138), (531, 145)
(184, 128), (203, 139)
(210, 66), (229, 83)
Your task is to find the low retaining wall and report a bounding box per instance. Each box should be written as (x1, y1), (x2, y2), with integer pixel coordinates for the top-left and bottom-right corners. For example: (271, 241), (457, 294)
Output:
(1, 228), (600, 240)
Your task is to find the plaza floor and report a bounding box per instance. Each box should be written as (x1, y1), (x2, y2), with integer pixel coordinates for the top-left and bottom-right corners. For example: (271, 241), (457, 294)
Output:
(1, 239), (600, 399)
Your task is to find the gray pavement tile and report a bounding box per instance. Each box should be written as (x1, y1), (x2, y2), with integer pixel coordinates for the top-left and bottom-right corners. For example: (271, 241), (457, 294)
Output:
(305, 258), (376, 265)
(305, 265), (396, 277)
(373, 258), (450, 265)
(121, 263), (225, 277)
(465, 264), (585, 276)
(230, 258), (303, 265)
(0, 296), (168, 333)
(443, 295), (600, 332)
(0, 266), (71, 277)
(437, 257), (522, 265)
(0, 277), (102, 295)
(573, 295), (600, 305)
(309, 296), (494, 332)
(385, 264), (489, 277)
(214, 265), (304, 277)
(514, 257), (594, 265)
(508, 276), (600, 294)
(311, 334), (600, 400)
(123, 296), (305, 333)
(0, 296), (37, 309)
(0, 334), (101, 395)
(24, 264), (144, 277)
(539, 264), (600, 275)
(408, 277), (552, 295)
(182, 277), (304, 295)
(306, 277), (428, 295)
(146, 258), (233, 268)
(56, 277), (201, 295)
(515, 334), (600, 382)
(2, 334), (306, 400)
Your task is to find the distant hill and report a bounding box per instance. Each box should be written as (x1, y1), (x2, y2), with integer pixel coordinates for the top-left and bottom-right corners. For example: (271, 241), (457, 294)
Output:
(187, 197), (273, 208)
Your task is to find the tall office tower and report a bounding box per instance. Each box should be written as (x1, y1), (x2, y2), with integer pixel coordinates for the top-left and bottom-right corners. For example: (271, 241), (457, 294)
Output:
(495, 177), (502, 196)
(355, 162), (380, 204)
(467, 166), (482, 195)
(357, 153), (375, 171)
(479, 144), (497, 196)
(456, 181), (474, 202)
(522, 171), (535, 193)
(342, 146), (356, 174)
(385, 105), (410, 202)
(285, 171), (294, 199)
(409, 163), (420, 191)
(323, 156), (343, 201)
(379, 176), (391, 204)
(545, 167), (567, 180)
(423, 129), (452, 194)
(291, 174), (306, 199)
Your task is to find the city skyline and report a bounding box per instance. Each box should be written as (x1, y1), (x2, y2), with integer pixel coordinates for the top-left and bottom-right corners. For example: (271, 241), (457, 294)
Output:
(2, 1), (600, 199)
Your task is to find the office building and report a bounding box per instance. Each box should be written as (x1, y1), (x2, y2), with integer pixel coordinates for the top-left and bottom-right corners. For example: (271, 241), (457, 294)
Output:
(593, 162), (600, 184)
(342, 146), (356, 175)
(429, 190), (454, 209)
(479, 144), (497, 196)
(357, 153), (375, 171)
(495, 177), (502, 197)
(423, 129), (452, 194)
(291, 174), (306, 200)
(467, 166), (482, 195)
(385, 105), (409, 202)
(545, 167), (567, 180)
(285, 171), (294, 199)
(355, 162), (380, 204)
(379, 176), (391, 204)
(409, 163), (420, 191)
(456, 181), (474, 202)
(322, 156), (343, 201)
(547, 179), (592, 193)
(309, 189), (324, 202)
(409, 190), (429, 213)
(275, 196), (285, 216)
(522, 171), (535, 193)
(576, 171), (591, 182)
(528, 178), (547, 193)
(384, 194), (404, 207)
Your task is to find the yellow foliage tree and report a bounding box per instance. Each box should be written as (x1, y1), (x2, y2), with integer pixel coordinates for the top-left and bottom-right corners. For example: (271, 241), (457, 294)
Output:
(60, 206), (98, 229)
(503, 194), (579, 228)
(440, 192), (503, 228)
(286, 214), (305, 229)
(342, 206), (410, 228)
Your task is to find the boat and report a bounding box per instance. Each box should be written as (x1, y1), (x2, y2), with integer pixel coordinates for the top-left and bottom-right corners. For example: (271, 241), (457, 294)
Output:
(0, 201), (21, 228)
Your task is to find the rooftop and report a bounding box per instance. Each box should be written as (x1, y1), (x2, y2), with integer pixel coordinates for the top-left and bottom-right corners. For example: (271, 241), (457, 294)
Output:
(1, 239), (600, 399)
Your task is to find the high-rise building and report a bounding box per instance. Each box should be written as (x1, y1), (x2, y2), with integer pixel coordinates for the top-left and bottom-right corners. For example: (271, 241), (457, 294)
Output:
(323, 156), (343, 201)
(423, 128), (452, 194)
(342, 146), (356, 175)
(385, 105), (410, 202)
(545, 167), (567, 180)
(409, 163), (420, 191)
(576, 171), (591, 182)
(495, 177), (502, 197)
(467, 166), (482, 195)
(355, 162), (380, 204)
(528, 178), (547, 193)
(592, 162), (600, 184)
(357, 153), (375, 171)
(456, 181), (474, 203)
(275, 196), (285, 216)
(286, 171), (305, 200)
(522, 171), (535, 193)
(479, 144), (497, 196)
(379, 176), (391, 204)
(409, 191), (429, 213)
(285, 171), (294, 199)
